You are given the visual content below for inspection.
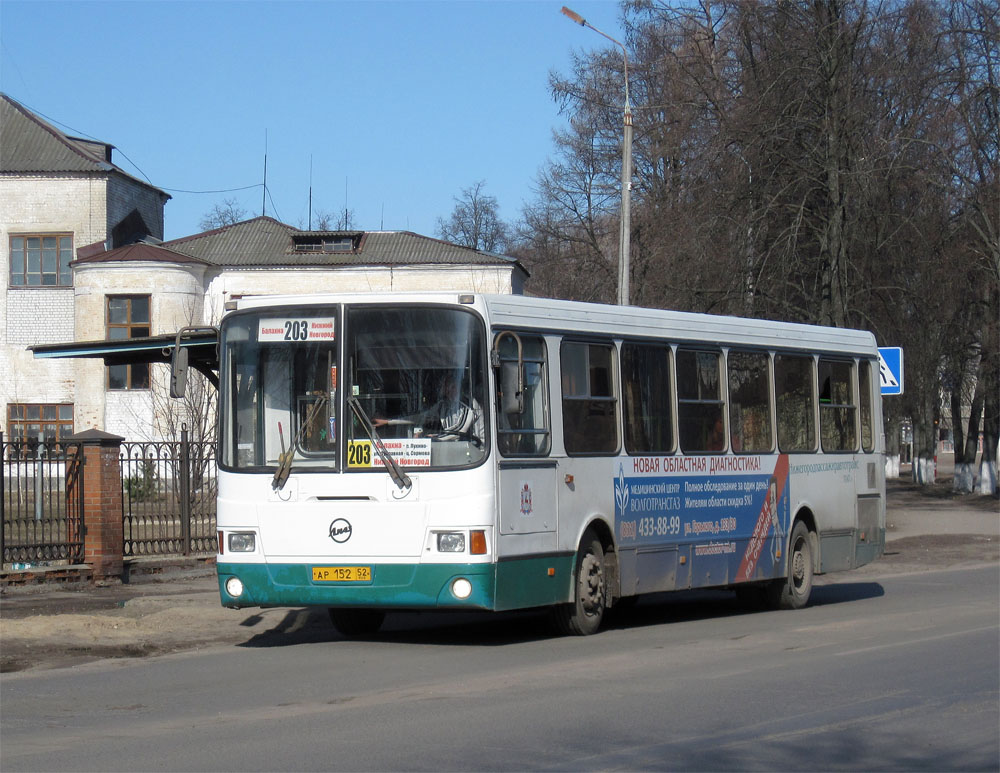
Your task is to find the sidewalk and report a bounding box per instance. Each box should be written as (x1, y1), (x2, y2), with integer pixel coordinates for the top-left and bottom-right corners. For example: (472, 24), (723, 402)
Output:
(1, 476), (996, 673)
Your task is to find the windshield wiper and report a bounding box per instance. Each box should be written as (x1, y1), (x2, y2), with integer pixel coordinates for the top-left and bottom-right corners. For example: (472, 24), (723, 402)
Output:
(348, 397), (412, 492)
(272, 422), (293, 491)
(272, 396), (328, 491)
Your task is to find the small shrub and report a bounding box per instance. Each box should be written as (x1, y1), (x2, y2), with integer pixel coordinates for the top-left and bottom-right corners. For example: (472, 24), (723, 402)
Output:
(125, 459), (158, 501)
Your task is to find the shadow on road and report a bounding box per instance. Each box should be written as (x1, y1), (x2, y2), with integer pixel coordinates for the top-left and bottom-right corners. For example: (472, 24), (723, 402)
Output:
(235, 579), (886, 650)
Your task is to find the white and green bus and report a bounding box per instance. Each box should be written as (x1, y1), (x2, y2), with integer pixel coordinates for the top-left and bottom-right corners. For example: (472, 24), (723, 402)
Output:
(214, 292), (885, 636)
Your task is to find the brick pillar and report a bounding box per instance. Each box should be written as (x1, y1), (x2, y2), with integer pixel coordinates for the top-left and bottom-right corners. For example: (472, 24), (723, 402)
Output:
(67, 429), (125, 582)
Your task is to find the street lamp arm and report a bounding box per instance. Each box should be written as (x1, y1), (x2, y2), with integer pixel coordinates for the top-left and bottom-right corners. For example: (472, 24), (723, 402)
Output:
(560, 6), (631, 111)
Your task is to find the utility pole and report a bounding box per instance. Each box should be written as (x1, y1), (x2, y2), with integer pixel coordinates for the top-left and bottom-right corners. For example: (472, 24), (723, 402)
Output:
(561, 6), (633, 306)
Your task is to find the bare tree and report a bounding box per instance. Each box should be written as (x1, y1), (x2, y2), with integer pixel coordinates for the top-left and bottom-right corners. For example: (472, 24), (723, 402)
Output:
(199, 198), (247, 231)
(308, 207), (357, 231)
(437, 181), (508, 252)
(516, 0), (994, 489)
(934, 0), (999, 492)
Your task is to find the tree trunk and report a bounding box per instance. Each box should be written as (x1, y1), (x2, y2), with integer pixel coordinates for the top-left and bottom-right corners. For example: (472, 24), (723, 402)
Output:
(884, 405), (902, 479)
(978, 319), (999, 496)
(911, 391), (938, 485)
(953, 378), (984, 494)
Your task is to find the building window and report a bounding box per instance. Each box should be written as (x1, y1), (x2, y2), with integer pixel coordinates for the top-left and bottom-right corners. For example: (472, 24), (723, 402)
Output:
(6, 404), (74, 444)
(107, 296), (150, 389)
(9, 234), (73, 286)
(291, 233), (361, 253)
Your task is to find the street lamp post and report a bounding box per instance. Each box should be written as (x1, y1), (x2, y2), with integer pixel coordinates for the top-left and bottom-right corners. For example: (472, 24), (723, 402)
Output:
(561, 6), (633, 306)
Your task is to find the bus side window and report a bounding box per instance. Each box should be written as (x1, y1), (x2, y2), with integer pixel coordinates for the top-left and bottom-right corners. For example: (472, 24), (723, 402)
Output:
(859, 360), (875, 452)
(622, 342), (674, 454)
(495, 334), (550, 456)
(677, 349), (725, 453)
(561, 341), (619, 455)
(728, 350), (773, 453)
(819, 359), (858, 452)
(775, 354), (817, 452)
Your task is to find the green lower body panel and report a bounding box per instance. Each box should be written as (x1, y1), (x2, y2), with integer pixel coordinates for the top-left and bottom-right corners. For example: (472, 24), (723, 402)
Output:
(494, 553), (575, 611)
(219, 561), (511, 611)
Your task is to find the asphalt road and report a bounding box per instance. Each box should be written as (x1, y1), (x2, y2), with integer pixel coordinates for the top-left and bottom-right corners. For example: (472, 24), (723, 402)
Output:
(1, 563), (997, 772)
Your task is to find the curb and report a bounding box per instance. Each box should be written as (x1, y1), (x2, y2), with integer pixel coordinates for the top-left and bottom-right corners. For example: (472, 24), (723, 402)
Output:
(0, 554), (216, 589)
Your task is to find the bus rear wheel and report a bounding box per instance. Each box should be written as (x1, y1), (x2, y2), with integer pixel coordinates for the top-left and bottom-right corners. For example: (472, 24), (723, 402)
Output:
(766, 521), (814, 610)
(551, 531), (606, 636)
(329, 608), (385, 637)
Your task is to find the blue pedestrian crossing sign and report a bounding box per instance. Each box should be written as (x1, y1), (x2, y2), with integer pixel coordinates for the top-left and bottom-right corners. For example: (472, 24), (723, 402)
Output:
(878, 347), (903, 395)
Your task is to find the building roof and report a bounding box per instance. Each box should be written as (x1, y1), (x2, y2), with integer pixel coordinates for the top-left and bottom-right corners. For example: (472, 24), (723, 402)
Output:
(0, 94), (169, 199)
(72, 241), (211, 267)
(76, 216), (527, 274)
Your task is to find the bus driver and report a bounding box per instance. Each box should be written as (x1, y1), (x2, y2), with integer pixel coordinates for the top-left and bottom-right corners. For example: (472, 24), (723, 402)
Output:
(375, 374), (484, 442)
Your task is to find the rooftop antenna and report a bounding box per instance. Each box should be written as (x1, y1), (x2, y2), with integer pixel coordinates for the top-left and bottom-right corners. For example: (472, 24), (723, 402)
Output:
(344, 176), (348, 230)
(261, 129), (268, 217)
(308, 155), (313, 231)
(381, 202), (384, 230)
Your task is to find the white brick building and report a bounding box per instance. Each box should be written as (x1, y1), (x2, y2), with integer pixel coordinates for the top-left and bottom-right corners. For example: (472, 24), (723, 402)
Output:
(2, 95), (527, 443)
(1, 94), (170, 444)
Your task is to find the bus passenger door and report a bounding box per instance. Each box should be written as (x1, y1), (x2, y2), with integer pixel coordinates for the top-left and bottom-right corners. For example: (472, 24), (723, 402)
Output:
(498, 461), (558, 536)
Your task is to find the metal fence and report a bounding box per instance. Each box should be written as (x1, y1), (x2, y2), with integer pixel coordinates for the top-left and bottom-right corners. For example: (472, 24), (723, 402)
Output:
(121, 429), (217, 556)
(1, 434), (85, 567)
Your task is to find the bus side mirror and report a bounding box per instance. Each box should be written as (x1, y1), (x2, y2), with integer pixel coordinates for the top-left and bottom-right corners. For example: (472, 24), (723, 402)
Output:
(500, 361), (523, 414)
(170, 346), (189, 398)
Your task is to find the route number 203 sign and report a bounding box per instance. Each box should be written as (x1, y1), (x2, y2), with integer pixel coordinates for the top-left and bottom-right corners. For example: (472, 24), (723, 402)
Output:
(258, 318), (336, 342)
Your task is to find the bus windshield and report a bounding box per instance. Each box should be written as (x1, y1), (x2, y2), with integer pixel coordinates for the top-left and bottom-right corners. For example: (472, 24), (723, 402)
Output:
(220, 310), (340, 471)
(219, 304), (488, 472)
(346, 306), (487, 469)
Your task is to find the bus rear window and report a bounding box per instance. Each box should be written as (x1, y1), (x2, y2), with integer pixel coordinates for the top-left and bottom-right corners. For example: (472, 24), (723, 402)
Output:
(819, 359), (857, 452)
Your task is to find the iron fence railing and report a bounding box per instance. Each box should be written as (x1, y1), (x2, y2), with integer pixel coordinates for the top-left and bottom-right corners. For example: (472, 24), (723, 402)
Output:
(121, 429), (217, 557)
(1, 433), (85, 567)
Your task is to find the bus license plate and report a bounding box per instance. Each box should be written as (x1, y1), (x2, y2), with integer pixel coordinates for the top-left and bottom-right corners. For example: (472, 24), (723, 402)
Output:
(312, 566), (372, 582)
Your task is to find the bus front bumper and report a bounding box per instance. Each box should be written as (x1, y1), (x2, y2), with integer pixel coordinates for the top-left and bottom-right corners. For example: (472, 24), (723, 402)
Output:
(217, 561), (496, 611)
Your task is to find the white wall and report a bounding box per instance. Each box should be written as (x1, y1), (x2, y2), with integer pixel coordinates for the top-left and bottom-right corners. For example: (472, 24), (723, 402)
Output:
(73, 261), (206, 434)
(1, 173), (110, 436)
(205, 264), (521, 321)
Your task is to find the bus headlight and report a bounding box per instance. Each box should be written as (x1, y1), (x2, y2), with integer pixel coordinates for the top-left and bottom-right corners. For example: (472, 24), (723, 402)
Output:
(451, 578), (473, 599)
(437, 532), (466, 553)
(228, 532), (256, 552)
(225, 576), (244, 598)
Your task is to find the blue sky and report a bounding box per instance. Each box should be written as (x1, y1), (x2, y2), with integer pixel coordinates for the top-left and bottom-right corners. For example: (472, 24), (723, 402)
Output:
(1, 0), (623, 242)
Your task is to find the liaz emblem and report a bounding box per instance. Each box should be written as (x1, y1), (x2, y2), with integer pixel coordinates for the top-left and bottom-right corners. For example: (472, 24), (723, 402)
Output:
(519, 483), (532, 517)
(328, 518), (352, 543)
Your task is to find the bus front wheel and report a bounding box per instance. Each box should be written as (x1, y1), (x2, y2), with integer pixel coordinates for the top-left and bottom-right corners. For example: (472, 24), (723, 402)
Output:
(767, 521), (814, 610)
(551, 531), (606, 636)
(329, 608), (385, 637)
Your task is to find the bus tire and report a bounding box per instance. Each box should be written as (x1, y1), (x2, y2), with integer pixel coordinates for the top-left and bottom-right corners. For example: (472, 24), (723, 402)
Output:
(329, 608), (385, 637)
(551, 531), (606, 636)
(766, 521), (814, 610)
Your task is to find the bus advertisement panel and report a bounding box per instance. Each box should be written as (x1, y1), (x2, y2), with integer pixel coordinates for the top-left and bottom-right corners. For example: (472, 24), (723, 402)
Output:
(615, 454), (790, 584)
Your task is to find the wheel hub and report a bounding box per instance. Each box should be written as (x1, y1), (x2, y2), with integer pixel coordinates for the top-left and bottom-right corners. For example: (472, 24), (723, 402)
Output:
(791, 548), (806, 587)
(580, 553), (604, 615)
